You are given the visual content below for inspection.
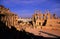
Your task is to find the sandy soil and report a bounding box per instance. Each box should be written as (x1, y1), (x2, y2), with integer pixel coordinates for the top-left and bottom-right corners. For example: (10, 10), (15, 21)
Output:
(24, 26), (60, 38)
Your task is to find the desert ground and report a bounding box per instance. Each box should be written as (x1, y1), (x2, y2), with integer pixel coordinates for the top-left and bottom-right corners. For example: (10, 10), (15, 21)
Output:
(23, 25), (60, 38)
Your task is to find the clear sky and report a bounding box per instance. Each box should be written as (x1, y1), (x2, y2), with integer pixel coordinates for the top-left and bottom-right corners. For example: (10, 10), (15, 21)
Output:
(0, 0), (60, 18)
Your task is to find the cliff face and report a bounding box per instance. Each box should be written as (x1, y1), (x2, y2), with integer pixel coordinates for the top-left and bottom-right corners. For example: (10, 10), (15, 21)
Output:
(0, 5), (19, 30)
(32, 10), (60, 26)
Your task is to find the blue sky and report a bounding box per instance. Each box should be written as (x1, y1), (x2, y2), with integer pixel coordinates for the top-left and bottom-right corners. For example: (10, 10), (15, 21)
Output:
(0, 0), (60, 17)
